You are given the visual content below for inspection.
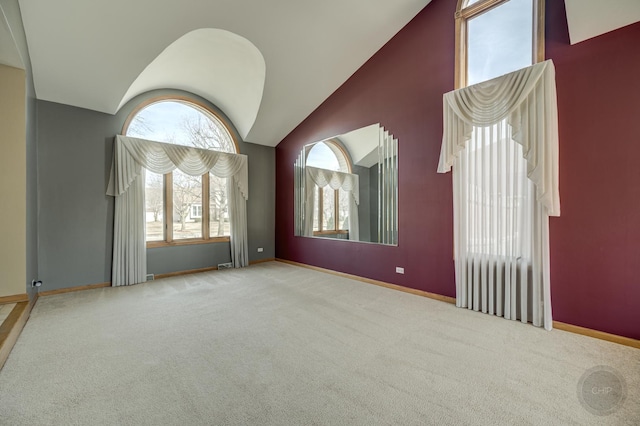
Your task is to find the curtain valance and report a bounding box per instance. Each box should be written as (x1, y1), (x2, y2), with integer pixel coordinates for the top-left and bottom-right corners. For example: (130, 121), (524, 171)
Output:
(107, 135), (249, 287)
(306, 166), (359, 205)
(437, 60), (559, 217)
(107, 135), (248, 200)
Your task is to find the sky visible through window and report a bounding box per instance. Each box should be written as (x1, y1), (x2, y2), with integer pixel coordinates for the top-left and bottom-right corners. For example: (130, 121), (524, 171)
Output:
(467, 0), (533, 86)
(126, 101), (235, 154)
(128, 101), (200, 143)
(306, 142), (340, 171)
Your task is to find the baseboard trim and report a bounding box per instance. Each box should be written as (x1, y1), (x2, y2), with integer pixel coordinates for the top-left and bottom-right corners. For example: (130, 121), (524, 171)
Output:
(0, 294), (38, 370)
(275, 259), (457, 305)
(553, 321), (640, 349)
(0, 293), (29, 304)
(250, 258), (276, 265)
(38, 282), (111, 297)
(154, 266), (218, 280)
(154, 259), (276, 280)
(276, 259), (639, 350)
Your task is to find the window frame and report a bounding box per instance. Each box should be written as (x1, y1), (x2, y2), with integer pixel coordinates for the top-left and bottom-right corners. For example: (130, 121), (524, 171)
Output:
(455, 0), (545, 89)
(122, 95), (240, 248)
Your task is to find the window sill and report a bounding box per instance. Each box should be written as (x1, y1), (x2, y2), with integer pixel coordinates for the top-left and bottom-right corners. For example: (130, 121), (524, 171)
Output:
(147, 237), (230, 249)
(313, 230), (348, 236)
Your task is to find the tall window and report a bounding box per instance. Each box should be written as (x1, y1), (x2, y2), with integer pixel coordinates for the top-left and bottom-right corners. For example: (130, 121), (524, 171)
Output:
(124, 98), (238, 246)
(306, 140), (351, 235)
(448, 0), (549, 323)
(456, 0), (544, 258)
(455, 0), (544, 88)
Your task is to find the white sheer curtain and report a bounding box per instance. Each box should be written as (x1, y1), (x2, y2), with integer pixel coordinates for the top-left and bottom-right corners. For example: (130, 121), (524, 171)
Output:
(107, 135), (249, 286)
(437, 60), (559, 330)
(304, 166), (359, 240)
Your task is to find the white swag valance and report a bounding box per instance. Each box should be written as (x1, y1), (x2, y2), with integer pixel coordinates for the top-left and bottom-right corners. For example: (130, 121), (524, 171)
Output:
(107, 135), (248, 199)
(437, 60), (560, 331)
(107, 135), (249, 287)
(438, 59), (560, 217)
(305, 166), (359, 205)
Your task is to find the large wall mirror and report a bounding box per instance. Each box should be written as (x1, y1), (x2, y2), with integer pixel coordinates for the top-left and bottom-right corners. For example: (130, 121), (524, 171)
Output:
(294, 124), (398, 245)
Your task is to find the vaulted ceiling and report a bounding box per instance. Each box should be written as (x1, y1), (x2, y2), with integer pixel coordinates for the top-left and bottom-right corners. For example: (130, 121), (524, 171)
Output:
(15, 0), (434, 146)
(2, 0), (640, 147)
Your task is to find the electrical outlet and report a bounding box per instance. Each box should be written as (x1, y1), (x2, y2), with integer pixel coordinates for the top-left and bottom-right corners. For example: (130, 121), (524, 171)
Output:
(395, 267), (404, 274)
(257, 247), (264, 252)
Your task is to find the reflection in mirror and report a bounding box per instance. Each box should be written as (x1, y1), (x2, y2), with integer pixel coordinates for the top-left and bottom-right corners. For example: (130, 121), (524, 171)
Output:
(294, 124), (398, 245)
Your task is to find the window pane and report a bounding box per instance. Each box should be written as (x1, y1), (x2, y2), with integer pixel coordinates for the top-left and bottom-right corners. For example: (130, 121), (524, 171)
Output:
(323, 187), (336, 231)
(210, 175), (230, 237)
(173, 170), (202, 239)
(467, 0), (533, 85)
(145, 170), (164, 241)
(127, 101), (235, 152)
(338, 188), (350, 231)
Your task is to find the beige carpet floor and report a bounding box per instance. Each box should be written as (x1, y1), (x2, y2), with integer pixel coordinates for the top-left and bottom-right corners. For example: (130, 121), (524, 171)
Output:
(0, 261), (638, 425)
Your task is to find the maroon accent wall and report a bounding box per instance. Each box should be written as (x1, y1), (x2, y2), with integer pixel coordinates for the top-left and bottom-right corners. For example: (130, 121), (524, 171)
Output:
(546, 4), (640, 339)
(275, 0), (640, 340)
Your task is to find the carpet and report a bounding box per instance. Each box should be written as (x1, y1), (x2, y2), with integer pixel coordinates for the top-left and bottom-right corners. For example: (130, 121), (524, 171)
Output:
(0, 261), (638, 425)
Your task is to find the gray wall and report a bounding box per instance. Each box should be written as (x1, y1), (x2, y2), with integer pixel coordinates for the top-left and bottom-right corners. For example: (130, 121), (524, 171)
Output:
(37, 90), (275, 291)
(244, 142), (276, 261)
(37, 102), (116, 289)
(1, 0), (39, 299)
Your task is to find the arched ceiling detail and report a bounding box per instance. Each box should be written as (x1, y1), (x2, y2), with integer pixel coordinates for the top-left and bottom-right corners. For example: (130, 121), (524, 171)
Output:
(117, 29), (265, 140)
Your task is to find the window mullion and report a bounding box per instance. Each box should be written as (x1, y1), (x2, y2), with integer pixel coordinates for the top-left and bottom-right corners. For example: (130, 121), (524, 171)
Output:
(203, 173), (210, 240)
(165, 173), (173, 242)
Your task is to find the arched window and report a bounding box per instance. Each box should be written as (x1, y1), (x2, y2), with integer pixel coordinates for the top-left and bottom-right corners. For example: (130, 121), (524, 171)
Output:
(455, 0), (544, 88)
(305, 140), (351, 235)
(124, 97), (239, 245)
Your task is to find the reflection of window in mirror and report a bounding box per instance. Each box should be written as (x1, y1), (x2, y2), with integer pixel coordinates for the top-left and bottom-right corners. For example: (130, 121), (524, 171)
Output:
(455, 0), (544, 88)
(305, 141), (351, 235)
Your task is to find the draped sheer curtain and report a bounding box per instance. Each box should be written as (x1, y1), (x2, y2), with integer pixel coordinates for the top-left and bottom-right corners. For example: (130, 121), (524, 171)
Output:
(303, 166), (359, 240)
(438, 60), (559, 330)
(107, 135), (249, 287)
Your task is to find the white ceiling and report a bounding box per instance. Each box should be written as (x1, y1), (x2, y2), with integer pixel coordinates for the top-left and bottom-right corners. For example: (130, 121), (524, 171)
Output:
(8, 1), (640, 147)
(16, 0), (432, 147)
(0, 5), (23, 69)
(565, 0), (640, 45)
(338, 124), (381, 168)
(117, 28), (266, 140)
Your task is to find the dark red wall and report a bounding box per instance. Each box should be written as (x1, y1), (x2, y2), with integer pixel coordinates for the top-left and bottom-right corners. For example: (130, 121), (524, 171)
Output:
(546, 3), (640, 339)
(275, 0), (640, 340)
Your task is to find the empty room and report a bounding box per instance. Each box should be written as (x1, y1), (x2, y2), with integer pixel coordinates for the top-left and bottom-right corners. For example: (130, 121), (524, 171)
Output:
(0, 0), (639, 424)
